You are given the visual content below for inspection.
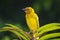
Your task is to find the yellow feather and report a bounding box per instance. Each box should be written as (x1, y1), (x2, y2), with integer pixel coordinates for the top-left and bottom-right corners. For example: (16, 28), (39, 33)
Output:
(23, 7), (39, 33)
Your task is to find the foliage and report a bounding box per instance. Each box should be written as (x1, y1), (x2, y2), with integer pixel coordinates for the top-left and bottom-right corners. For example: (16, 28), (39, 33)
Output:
(0, 23), (60, 40)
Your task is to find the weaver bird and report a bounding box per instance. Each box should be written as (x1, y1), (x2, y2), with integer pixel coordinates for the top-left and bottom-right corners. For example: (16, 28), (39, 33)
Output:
(22, 7), (39, 33)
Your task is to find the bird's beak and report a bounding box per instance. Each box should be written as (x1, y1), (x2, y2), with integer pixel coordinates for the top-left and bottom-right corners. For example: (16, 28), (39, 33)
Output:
(22, 8), (25, 11)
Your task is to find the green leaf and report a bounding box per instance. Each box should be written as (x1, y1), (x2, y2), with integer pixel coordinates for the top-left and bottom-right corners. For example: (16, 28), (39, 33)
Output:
(49, 38), (60, 40)
(0, 26), (31, 40)
(38, 33), (60, 40)
(1, 36), (10, 40)
(38, 23), (60, 32)
(38, 26), (60, 36)
(5, 24), (31, 39)
(34, 23), (60, 39)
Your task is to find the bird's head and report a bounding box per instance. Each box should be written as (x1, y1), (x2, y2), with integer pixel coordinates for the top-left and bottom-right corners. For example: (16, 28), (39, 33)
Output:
(22, 7), (34, 14)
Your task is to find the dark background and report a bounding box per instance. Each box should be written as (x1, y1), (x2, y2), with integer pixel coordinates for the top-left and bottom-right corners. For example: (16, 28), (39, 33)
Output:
(0, 0), (60, 40)
(0, 0), (60, 29)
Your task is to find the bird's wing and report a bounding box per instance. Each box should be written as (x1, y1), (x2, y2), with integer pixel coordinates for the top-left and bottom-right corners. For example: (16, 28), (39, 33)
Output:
(34, 13), (40, 28)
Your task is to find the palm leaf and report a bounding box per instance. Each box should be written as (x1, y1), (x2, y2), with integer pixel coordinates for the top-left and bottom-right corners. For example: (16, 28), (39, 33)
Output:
(38, 33), (60, 40)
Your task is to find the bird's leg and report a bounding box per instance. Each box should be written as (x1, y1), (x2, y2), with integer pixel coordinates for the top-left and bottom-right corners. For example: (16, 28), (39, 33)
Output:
(25, 31), (35, 40)
(25, 31), (31, 34)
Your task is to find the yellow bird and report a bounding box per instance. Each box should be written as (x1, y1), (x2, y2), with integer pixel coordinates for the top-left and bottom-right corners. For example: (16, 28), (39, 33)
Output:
(22, 7), (39, 33)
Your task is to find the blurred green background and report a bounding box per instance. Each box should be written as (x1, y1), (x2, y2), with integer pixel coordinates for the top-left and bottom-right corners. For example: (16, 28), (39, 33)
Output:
(0, 0), (60, 40)
(0, 0), (60, 30)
